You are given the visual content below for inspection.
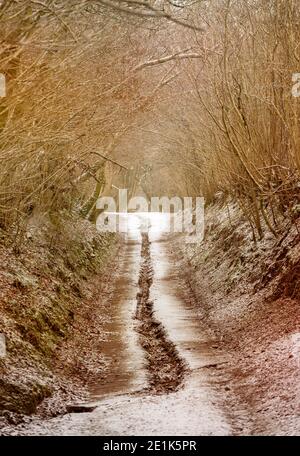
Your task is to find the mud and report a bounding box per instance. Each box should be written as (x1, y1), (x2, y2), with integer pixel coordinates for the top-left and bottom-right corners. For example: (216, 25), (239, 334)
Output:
(135, 233), (187, 393)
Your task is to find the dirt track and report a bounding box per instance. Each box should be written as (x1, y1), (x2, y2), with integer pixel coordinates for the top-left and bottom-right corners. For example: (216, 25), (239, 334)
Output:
(2, 214), (238, 435)
(2, 212), (299, 436)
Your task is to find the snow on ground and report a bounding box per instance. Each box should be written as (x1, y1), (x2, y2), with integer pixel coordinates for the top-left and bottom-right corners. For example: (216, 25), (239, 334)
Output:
(7, 375), (231, 436)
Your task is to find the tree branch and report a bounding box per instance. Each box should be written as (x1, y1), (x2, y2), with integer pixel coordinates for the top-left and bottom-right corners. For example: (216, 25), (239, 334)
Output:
(135, 50), (202, 70)
(91, 151), (128, 170)
(95, 0), (204, 32)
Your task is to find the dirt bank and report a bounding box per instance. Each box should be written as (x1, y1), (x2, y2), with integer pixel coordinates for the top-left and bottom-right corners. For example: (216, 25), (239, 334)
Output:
(0, 214), (120, 427)
(175, 202), (300, 435)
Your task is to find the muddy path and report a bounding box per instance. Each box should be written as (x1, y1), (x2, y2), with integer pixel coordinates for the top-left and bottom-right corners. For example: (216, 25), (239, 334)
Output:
(135, 233), (187, 394)
(2, 213), (250, 436)
(88, 237), (146, 401)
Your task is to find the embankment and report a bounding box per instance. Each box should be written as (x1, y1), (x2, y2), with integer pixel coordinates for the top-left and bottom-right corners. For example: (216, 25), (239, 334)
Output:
(0, 214), (119, 426)
(175, 202), (300, 435)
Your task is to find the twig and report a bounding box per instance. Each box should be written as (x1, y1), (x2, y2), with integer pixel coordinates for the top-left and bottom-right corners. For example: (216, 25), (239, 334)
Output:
(90, 151), (128, 170)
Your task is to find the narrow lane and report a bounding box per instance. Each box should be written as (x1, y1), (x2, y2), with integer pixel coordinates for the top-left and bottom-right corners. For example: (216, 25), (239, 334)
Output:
(89, 238), (147, 400)
(6, 213), (234, 436)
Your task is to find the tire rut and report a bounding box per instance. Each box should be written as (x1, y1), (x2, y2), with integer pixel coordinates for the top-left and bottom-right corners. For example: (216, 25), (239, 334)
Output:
(135, 233), (187, 394)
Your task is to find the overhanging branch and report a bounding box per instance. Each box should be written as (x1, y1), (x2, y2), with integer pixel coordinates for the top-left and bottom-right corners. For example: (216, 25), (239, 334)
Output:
(95, 0), (204, 32)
